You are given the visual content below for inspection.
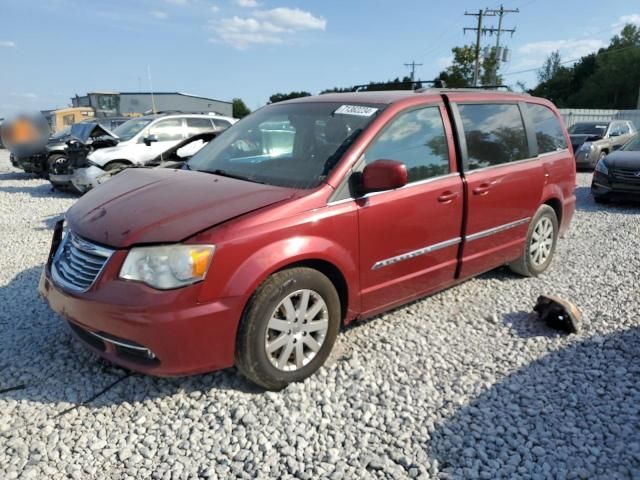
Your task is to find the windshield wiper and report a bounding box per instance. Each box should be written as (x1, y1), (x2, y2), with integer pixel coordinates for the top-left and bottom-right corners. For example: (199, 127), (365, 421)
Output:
(203, 169), (266, 184)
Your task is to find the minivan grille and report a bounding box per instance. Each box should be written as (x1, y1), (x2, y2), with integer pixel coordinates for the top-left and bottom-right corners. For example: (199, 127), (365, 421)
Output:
(51, 232), (114, 292)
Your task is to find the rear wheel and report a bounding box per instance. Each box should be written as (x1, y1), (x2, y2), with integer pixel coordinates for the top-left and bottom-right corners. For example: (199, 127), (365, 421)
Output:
(509, 205), (558, 277)
(235, 267), (341, 390)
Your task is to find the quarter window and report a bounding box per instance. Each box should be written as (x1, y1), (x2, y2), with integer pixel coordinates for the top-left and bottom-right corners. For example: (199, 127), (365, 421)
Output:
(527, 103), (567, 154)
(458, 103), (529, 170)
(363, 106), (450, 183)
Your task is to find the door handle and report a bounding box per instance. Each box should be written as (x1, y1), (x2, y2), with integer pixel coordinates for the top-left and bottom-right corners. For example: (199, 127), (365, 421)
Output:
(473, 182), (494, 196)
(438, 191), (459, 203)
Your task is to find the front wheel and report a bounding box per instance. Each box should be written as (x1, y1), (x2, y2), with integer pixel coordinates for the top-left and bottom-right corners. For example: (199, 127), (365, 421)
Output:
(509, 205), (558, 277)
(235, 267), (341, 390)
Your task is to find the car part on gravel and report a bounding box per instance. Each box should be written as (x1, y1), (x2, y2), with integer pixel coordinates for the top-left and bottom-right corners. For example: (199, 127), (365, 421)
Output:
(533, 295), (582, 333)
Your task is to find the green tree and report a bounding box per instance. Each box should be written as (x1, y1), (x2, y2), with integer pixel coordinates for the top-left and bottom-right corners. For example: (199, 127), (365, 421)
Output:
(480, 47), (503, 86)
(537, 50), (562, 84)
(530, 23), (640, 108)
(232, 98), (251, 119)
(269, 91), (311, 104)
(435, 45), (476, 87)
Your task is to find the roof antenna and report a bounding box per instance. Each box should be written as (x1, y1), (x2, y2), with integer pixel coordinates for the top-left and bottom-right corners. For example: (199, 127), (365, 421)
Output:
(147, 64), (157, 114)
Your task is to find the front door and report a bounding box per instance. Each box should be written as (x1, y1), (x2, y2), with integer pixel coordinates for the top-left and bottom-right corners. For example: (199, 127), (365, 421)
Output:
(452, 102), (544, 278)
(136, 118), (187, 164)
(356, 104), (464, 314)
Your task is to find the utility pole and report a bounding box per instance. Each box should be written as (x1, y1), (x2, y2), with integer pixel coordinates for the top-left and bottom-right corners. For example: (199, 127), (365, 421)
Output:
(483, 5), (519, 84)
(404, 60), (423, 82)
(464, 10), (493, 86)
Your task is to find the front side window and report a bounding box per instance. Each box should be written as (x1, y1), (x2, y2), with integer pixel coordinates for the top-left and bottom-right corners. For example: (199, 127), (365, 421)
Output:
(148, 118), (184, 141)
(527, 103), (567, 154)
(188, 102), (381, 189)
(458, 103), (529, 170)
(363, 106), (449, 182)
(113, 118), (153, 141)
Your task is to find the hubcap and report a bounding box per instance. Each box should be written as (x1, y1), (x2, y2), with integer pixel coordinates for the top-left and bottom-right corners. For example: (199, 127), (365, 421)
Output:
(530, 217), (554, 266)
(265, 289), (329, 372)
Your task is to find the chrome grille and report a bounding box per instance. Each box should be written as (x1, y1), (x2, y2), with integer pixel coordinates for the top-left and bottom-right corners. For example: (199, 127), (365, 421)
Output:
(611, 167), (640, 184)
(51, 232), (114, 292)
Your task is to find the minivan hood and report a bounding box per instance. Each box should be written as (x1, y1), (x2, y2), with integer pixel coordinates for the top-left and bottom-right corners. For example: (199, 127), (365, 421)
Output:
(604, 150), (640, 170)
(66, 168), (295, 248)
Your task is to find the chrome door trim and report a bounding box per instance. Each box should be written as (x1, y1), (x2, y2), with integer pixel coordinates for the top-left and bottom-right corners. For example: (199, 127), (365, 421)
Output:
(465, 217), (531, 242)
(372, 237), (461, 270)
(327, 173), (460, 206)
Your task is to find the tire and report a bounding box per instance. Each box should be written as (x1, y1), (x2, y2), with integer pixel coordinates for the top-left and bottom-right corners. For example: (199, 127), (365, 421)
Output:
(593, 195), (609, 204)
(509, 205), (559, 277)
(46, 154), (68, 178)
(103, 161), (130, 173)
(235, 267), (341, 390)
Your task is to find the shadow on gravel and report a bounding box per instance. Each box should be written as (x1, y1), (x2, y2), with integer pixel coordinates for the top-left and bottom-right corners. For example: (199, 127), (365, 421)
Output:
(575, 186), (640, 213)
(0, 170), (40, 181)
(428, 327), (640, 479)
(500, 310), (564, 339)
(0, 265), (261, 413)
(0, 183), (77, 199)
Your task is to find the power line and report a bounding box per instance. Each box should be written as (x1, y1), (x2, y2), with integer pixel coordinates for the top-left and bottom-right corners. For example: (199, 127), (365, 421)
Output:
(404, 60), (423, 81)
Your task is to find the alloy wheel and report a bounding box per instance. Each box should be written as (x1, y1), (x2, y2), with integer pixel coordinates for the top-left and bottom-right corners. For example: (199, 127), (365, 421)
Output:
(530, 217), (554, 266)
(265, 289), (329, 372)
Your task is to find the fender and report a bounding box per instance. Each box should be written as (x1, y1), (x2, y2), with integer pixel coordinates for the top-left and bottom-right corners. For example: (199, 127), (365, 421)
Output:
(211, 235), (360, 317)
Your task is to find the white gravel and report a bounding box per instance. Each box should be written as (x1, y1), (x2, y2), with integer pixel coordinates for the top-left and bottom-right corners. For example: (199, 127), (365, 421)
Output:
(1, 148), (639, 480)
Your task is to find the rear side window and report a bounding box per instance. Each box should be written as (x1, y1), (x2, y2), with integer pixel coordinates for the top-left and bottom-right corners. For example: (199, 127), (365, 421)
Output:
(213, 119), (232, 129)
(186, 117), (215, 134)
(364, 106), (450, 183)
(458, 103), (529, 170)
(527, 104), (567, 154)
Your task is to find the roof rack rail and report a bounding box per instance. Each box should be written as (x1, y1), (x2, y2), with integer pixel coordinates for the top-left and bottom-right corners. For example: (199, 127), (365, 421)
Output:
(142, 110), (226, 116)
(416, 84), (514, 93)
(351, 80), (446, 92)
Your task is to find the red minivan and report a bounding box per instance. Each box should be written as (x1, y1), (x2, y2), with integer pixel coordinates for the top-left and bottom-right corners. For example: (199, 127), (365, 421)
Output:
(39, 90), (575, 390)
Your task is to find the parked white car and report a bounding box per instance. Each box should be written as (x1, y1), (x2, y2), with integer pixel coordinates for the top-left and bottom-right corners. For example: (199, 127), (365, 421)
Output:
(57, 113), (236, 192)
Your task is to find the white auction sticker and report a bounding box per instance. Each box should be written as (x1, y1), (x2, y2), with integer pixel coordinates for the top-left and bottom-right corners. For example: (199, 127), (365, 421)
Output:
(334, 105), (379, 117)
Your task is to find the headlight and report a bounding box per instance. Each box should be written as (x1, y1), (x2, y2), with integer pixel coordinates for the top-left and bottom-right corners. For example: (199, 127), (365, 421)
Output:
(595, 159), (608, 175)
(120, 244), (215, 289)
(579, 142), (593, 152)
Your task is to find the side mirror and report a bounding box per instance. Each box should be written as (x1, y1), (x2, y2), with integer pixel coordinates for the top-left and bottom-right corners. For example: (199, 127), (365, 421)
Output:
(143, 134), (158, 146)
(360, 159), (408, 194)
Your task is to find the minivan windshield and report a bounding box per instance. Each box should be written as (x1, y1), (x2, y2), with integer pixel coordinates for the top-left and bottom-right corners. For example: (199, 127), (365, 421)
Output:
(113, 117), (153, 141)
(621, 134), (640, 151)
(187, 102), (382, 189)
(568, 122), (608, 136)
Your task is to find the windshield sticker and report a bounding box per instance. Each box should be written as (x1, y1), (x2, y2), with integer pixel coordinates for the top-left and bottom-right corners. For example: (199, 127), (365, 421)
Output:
(334, 105), (379, 117)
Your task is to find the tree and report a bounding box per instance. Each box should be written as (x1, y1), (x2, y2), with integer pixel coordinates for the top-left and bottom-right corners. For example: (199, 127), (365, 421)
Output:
(232, 98), (251, 119)
(321, 76), (419, 94)
(435, 45), (476, 87)
(537, 50), (562, 84)
(269, 91), (311, 104)
(610, 24), (640, 48)
(480, 47), (502, 86)
(530, 23), (640, 108)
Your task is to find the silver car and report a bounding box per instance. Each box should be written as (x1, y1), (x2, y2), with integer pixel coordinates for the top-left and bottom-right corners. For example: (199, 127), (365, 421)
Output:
(51, 113), (236, 193)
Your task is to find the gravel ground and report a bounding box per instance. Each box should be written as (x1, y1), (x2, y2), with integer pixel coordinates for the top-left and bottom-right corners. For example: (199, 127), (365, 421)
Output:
(1, 148), (639, 480)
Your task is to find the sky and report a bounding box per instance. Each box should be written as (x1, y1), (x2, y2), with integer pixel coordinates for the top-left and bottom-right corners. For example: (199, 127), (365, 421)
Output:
(0, 0), (638, 118)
